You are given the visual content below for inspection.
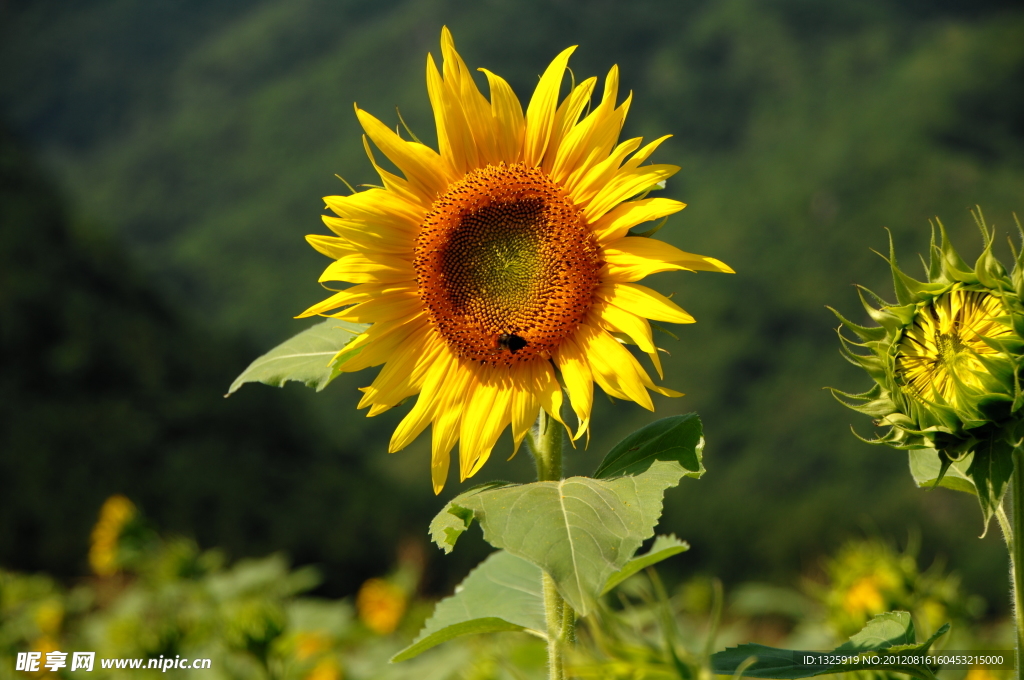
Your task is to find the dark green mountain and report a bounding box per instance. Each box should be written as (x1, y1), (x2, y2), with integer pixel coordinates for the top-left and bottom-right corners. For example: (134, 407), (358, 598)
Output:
(0, 127), (447, 594)
(2, 0), (1023, 605)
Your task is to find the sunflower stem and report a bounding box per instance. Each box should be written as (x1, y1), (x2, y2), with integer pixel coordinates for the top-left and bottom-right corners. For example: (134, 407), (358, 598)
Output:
(527, 412), (572, 680)
(1010, 446), (1024, 680)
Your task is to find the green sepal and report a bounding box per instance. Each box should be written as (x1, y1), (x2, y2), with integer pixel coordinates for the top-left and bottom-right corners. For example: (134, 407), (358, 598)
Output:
(934, 218), (973, 282)
(226, 318), (367, 395)
(828, 306), (887, 343)
(710, 612), (949, 680)
(965, 435), (1016, 535)
(885, 230), (913, 306)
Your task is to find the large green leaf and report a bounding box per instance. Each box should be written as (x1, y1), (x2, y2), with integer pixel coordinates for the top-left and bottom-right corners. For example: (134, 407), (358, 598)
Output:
(601, 534), (689, 595)
(430, 458), (696, 615)
(391, 550), (545, 663)
(226, 318), (366, 395)
(908, 449), (977, 496)
(593, 413), (705, 479)
(711, 612), (949, 680)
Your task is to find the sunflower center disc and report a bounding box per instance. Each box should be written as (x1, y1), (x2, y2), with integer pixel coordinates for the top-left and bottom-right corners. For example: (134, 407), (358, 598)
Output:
(414, 163), (602, 365)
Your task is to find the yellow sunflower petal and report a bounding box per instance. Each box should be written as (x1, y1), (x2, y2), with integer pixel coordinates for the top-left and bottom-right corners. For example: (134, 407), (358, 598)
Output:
(524, 45), (576, 167)
(554, 334), (594, 441)
(541, 76), (597, 175)
(597, 300), (656, 354)
(333, 291), (421, 323)
(360, 136), (426, 207)
(577, 324), (655, 410)
(325, 187), (423, 227)
(339, 313), (428, 372)
(306, 233), (359, 260)
(568, 136), (642, 206)
(621, 134), (672, 170)
(509, 364), (542, 456)
(550, 66), (623, 186)
(590, 197), (686, 245)
(322, 216), (414, 256)
(427, 52), (480, 175)
(595, 300), (663, 378)
(459, 368), (514, 480)
(536, 360), (571, 437)
(584, 164), (679, 223)
(479, 68), (525, 164)
(356, 106), (450, 200)
(430, 357), (474, 493)
(360, 331), (444, 411)
(440, 28), (498, 168)
(604, 237), (734, 282)
(598, 281), (695, 324)
(318, 253), (414, 285)
(389, 347), (456, 452)
(296, 284), (376, 318)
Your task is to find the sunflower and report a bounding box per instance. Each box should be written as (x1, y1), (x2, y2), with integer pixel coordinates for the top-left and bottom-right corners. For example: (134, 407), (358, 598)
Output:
(300, 29), (732, 493)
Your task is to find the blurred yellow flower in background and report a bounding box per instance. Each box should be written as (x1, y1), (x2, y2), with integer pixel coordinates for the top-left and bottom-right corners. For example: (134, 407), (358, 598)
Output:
(294, 631), (332, 660)
(355, 578), (406, 635)
(305, 657), (343, 680)
(842, 576), (887, 618)
(88, 495), (136, 576)
(302, 27), (731, 492)
(820, 538), (978, 639)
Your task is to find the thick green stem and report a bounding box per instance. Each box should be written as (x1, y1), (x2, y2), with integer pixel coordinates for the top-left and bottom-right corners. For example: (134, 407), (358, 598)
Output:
(1011, 446), (1024, 679)
(531, 410), (563, 483)
(527, 412), (572, 680)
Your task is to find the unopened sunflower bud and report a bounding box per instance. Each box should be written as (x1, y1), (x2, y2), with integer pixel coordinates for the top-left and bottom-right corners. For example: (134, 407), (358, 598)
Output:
(832, 210), (1024, 528)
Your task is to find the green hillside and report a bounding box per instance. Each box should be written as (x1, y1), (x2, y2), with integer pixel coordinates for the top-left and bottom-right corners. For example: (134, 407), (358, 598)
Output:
(2, 0), (1023, 604)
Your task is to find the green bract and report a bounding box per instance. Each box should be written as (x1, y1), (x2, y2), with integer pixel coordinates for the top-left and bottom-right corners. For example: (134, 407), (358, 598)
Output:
(833, 211), (1024, 527)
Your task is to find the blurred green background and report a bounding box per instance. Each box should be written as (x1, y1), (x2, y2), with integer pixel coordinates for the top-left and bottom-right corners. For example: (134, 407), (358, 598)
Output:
(2, 0), (1023, 614)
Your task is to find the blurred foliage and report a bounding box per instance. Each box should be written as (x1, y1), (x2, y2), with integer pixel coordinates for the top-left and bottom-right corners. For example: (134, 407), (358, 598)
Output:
(1, 0), (1024, 606)
(0, 129), (441, 595)
(815, 538), (984, 641)
(0, 503), (1008, 678)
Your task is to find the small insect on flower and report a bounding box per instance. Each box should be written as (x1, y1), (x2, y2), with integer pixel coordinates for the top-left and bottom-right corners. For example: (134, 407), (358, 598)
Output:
(490, 332), (528, 353)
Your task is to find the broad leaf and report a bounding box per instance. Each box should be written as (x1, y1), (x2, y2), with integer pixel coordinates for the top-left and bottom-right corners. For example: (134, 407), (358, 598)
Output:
(836, 611), (916, 651)
(226, 318), (366, 395)
(711, 612), (949, 680)
(601, 534), (689, 595)
(593, 413), (705, 479)
(430, 460), (693, 615)
(428, 482), (510, 551)
(391, 550), (545, 663)
(908, 449), (977, 496)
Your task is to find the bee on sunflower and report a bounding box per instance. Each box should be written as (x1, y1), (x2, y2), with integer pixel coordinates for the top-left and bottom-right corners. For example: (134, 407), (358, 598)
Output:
(300, 28), (732, 493)
(832, 211), (1024, 525)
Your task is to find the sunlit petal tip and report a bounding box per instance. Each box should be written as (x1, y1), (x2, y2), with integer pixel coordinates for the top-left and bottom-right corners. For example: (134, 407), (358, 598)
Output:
(707, 257), (736, 274)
